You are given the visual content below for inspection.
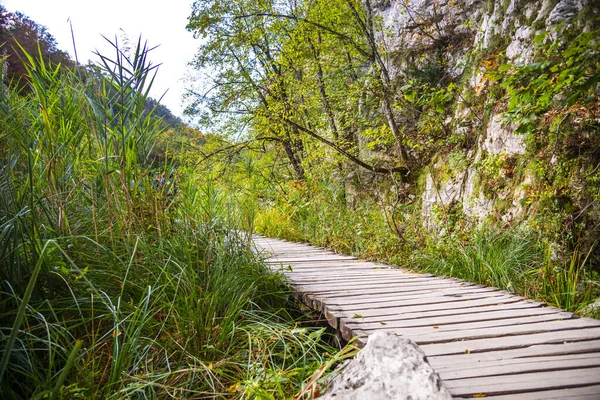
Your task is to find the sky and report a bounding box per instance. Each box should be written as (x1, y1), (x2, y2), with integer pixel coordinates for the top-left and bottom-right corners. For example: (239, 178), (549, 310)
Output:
(1, 0), (199, 119)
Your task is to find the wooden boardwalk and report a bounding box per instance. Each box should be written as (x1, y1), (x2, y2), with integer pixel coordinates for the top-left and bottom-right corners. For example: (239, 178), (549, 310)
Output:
(253, 235), (600, 399)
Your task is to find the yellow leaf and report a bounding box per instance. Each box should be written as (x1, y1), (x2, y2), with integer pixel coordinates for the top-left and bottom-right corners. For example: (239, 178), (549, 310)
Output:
(227, 383), (240, 393)
(433, 326), (439, 329)
(464, 349), (470, 354)
(474, 394), (487, 398)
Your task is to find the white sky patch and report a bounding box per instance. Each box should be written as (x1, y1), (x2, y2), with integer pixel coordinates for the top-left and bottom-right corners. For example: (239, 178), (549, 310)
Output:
(1, 0), (199, 119)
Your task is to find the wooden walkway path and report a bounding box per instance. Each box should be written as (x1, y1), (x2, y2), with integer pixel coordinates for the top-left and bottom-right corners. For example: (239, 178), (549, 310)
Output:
(253, 235), (600, 399)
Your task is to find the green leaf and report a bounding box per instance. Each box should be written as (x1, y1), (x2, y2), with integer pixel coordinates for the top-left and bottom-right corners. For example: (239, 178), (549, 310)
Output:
(534, 32), (547, 45)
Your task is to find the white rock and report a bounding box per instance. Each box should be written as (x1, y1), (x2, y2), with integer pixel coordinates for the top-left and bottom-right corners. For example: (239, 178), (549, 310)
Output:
(506, 25), (534, 63)
(582, 298), (600, 318)
(547, 0), (585, 25)
(319, 332), (451, 400)
(462, 165), (494, 220)
(421, 171), (466, 229)
(482, 115), (525, 155)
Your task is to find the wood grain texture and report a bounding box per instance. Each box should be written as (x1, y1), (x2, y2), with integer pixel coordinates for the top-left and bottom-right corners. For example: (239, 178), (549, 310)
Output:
(253, 235), (600, 398)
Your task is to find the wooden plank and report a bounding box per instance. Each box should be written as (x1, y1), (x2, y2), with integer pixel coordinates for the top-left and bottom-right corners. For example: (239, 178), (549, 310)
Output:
(290, 276), (449, 291)
(327, 292), (524, 322)
(418, 327), (600, 357)
(283, 272), (433, 282)
(311, 288), (505, 313)
(270, 260), (380, 269)
(339, 298), (538, 329)
(351, 312), (578, 340)
(444, 367), (600, 397)
(284, 270), (428, 280)
(271, 265), (379, 274)
(301, 285), (498, 310)
(327, 286), (502, 311)
(300, 279), (475, 296)
(429, 340), (600, 368)
(330, 293), (531, 321)
(471, 384), (600, 399)
(340, 305), (557, 339)
(282, 273), (422, 283)
(331, 300), (541, 333)
(261, 247), (329, 252)
(353, 318), (600, 346)
(326, 292), (519, 315)
(266, 254), (357, 261)
(437, 353), (600, 380)
(320, 285), (497, 306)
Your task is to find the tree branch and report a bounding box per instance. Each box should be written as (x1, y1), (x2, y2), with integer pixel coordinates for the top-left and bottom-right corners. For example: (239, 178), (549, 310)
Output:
(283, 118), (408, 175)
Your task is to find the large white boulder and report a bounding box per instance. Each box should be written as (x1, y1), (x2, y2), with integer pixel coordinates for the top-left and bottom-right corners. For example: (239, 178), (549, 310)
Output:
(319, 332), (452, 400)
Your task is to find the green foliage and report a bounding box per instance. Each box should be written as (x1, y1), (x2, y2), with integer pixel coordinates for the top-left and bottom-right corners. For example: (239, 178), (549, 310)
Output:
(0, 36), (346, 399)
(497, 28), (600, 135)
(0, 6), (73, 92)
(539, 247), (597, 313)
(414, 228), (543, 293)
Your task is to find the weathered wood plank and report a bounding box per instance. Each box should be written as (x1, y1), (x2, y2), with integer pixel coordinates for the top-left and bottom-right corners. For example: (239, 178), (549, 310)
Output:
(308, 289), (508, 316)
(428, 340), (600, 368)
(301, 288), (502, 317)
(469, 384), (600, 399)
(281, 273), (426, 283)
(444, 367), (600, 397)
(353, 318), (600, 346)
(300, 284), (500, 311)
(341, 305), (560, 339)
(339, 299), (543, 329)
(325, 295), (538, 331)
(291, 277), (454, 292)
(333, 292), (525, 315)
(319, 285), (496, 306)
(291, 274), (439, 286)
(350, 312), (578, 340)
(418, 327), (600, 357)
(438, 353), (600, 380)
(300, 279), (477, 297)
(330, 293), (536, 320)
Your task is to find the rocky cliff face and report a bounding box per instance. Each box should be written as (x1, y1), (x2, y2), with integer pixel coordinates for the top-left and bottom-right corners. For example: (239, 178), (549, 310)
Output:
(372, 0), (598, 241)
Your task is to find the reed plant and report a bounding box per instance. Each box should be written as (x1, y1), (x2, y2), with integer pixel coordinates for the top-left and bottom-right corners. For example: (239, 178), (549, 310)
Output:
(0, 38), (345, 399)
(414, 228), (543, 293)
(539, 246), (596, 313)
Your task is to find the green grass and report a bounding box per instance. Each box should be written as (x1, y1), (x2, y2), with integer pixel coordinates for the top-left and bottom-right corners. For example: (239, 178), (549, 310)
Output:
(414, 228), (543, 293)
(0, 38), (349, 399)
(249, 179), (599, 317)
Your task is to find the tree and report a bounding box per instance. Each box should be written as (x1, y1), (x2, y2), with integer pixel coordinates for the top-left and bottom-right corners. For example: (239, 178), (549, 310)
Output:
(186, 0), (409, 182)
(0, 6), (73, 92)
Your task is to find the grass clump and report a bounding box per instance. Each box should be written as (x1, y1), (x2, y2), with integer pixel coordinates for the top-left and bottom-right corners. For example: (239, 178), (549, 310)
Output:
(0, 38), (347, 399)
(414, 228), (543, 293)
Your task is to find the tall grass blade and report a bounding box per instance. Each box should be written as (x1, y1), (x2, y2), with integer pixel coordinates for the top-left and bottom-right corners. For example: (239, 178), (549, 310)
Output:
(50, 340), (82, 400)
(0, 240), (53, 384)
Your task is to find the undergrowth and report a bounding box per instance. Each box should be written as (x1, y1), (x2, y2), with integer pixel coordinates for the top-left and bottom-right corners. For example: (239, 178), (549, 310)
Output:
(249, 180), (599, 316)
(0, 39), (351, 399)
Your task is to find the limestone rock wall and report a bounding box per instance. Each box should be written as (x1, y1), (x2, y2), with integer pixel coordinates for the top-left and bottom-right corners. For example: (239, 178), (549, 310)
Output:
(373, 0), (595, 229)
